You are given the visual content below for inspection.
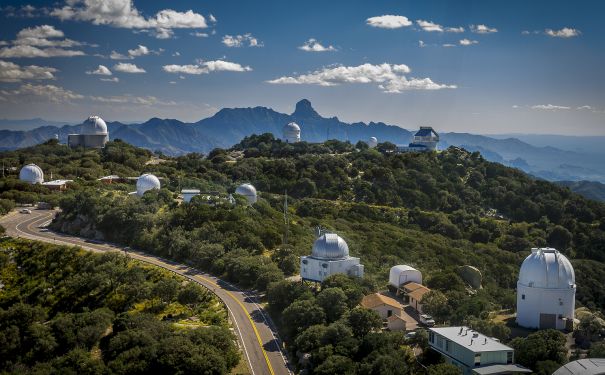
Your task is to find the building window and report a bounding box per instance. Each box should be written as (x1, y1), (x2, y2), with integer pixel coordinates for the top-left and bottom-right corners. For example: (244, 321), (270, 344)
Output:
(474, 354), (481, 366)
(507, 352), (513, 364)
(522, 294), (525, 300)
(445, 340), (450, 352)
(387, 310), (392, 317)
(429, 331), (434, 343)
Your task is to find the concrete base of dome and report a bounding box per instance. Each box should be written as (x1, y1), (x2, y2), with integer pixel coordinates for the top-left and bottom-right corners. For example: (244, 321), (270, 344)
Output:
(68, 134), (108, 148)
(516, 283), (575, 330)
(300, 255), (363, 282)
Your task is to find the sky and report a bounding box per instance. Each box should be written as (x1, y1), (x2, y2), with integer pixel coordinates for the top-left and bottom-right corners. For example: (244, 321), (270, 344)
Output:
(0, 0), (603, 135)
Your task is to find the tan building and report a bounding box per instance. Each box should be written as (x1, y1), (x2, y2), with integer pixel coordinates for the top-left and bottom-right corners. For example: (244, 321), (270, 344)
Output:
(361, 293), (403, 319)
(403, 282), (431, 314)
(387, 310), (418, 332)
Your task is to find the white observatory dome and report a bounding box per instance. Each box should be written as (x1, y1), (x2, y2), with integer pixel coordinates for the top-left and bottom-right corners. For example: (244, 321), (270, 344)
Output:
(235, 183), (257, 205)
(518, 248), (575, 289)
(368, 137), (378, 148)
(19, 164), (44, 184)
(282, 122), (301, 143)
(136, 173), (161, 197)
(81, 115), (108, 135)
(311, 233), (349, 260)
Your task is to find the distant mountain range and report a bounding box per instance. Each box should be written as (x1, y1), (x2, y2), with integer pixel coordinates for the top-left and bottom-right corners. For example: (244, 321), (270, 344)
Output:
(1, 99), (605, 185)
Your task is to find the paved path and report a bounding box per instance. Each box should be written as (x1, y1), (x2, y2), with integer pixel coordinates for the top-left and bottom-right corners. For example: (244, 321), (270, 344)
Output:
(0, 209), (292, 375)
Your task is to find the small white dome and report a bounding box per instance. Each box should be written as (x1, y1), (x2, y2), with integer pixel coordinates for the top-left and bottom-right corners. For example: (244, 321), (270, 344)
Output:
(136, 173), (161, 197)
(368, 137), (378, 148)
(518, 248), (575, 289)
(81, 115), (108, 135)
(311, 233), (349, 259)
(19, 164), (44, 184)
(235, 183), (257, 204)
(282, 122), (301, 143)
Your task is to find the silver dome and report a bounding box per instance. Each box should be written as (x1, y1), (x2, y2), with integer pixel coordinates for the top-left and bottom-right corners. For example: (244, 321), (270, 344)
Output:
(368, 137), (378, 148)
(19, 164), (44, 184)
(518, 248), (575, 289)
(311, 233), (349, 259)
(235, 183), (257, 204)
(136, 173), (161, 197)
(81, 115), (108, 135)
(282, 122), (301, 143)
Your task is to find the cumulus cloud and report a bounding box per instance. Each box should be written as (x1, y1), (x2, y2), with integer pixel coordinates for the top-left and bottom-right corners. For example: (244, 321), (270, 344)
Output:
(90, 94), (175, 106)
(267, 63), (456, 93)
(531, 104), (570, 110)
(470, 24), (498, 34)
(416, 20), (443, 32)
(0, 83), (84, 103)
(128, 45), (149, 57)
(0, 60), (57, 82)
(163, 60), (252, 75)
(418, 40), (425, 48)
(50, 0), (209, 39)
(445, 26), (465, 33)
(110, 45), (156, 60)
(100, 77), (119, 82)
(545, 27), (580, 38)
(577, 105), (592, 110)
(0, 24), (86, 58)
(113, 62), (146, 73)
(86, 64), (112, 75)
(222, 34), (262, 47)
(191, 32), (208, 38)
(442, 43), (456, 48)
(299, 39), (336, 52)
(459, 39), (478, 46)
(366, 15), (412, 29)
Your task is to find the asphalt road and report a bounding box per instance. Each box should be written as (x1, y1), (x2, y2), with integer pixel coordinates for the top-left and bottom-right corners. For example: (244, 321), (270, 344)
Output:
(0, 209), (292, 375)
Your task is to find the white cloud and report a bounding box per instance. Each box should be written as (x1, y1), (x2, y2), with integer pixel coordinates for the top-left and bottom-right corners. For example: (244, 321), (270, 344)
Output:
(267, 63), (456, 93)
(531, 104), (570, 110)
(50, 0), (208, 39)
(100, 77), (119, 82)
(208, 14), (216, 23)
(0, 24), (86, 57)
(577, 105), (592, 110)
(110, 45), (155, 60)
(545, 27), (580, 38)
(191, 32), (208, 37)
(0, 60), (57, 82)
(0, 83), (84, 103)
(172, 51), (180, 56)
(459, 39), (478, 46)
(366, 15), (412, 29)
(86, 64), (112, 75)
(299, 39), (336, 52)
(90, 94), (175, 106)
(512, 105), (520, 109)
(416, 20), (443, 32)
(222, 34), (263, 47)
(113, 62), (145, 73)
(0, 45), (85, 58)
(418, 40), (425, 48)
(17, 24), (63, 39)
(446, 26), (465, 33)
(442, 43), (456, 48)
(163, 60), (252, 75)
(470, 24), (498, 34)
(128, 44), (149, 57)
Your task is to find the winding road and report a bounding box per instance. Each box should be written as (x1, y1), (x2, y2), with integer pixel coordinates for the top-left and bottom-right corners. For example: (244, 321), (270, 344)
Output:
(0, 209), (292, 375)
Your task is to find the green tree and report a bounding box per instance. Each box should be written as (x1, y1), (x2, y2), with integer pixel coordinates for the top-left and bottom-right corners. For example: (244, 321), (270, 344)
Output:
(510, 329), (567, 369)
(427, 363), (462, 375)
(421, 290), (451, 323)
(317, 288), (348, 323)
(281, 299), (326, 340)
(345, 307), (382, 338)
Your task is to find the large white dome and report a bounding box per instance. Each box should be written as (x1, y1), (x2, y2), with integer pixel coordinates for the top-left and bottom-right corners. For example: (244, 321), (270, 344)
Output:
(518, 248), (575, 289)
(282, 122), (301, 143)
(235, 183), (257, 204)
(81, 115), (108, 135)
(136, 173), (161, 197)
(19, 164), (44, 184)
(368, 137), (378, 148)
(311, 233), (349, 260)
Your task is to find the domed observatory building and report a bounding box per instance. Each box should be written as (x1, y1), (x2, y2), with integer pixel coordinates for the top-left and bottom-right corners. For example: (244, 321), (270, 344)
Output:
(517, 248), (576, 330)
(68, 115), (109, 148)
(300, 230), (364, 283)
(235, 183), (257, 205)
(136, 174), (161, 197)
(282, 122), (301, 143)
(19, 164), (44, 184)
(367, 137), (378, 149)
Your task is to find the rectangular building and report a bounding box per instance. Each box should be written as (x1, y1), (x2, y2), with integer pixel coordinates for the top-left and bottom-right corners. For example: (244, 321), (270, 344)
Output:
(428, 327), (531, 375)
(403, 282), (431, 314)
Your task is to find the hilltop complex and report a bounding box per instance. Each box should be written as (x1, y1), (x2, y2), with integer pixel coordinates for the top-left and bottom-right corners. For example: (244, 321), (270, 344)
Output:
(68, 115), (109, 149)
(398, 126), (440, 152)
(300, 230), (364, 282)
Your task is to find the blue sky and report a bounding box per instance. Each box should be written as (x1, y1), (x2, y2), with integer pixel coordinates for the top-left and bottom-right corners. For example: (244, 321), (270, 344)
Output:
(0, 0), (603, 135)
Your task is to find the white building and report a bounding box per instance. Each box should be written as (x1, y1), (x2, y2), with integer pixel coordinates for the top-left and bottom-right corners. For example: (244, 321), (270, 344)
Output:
(397, 126), (440, 152)
(42, 179), (72, 191)
(19, 164), (44, 184)
(68, 115), (109, 149)
(300, 231), (364, 282)
(429, 327), (531, 375)
(282, 122), (301, 143)
(367, 137), (378, 149)
(235, 183), (257, 205)
(516, 247), (576, 330)
(182, 189), (201, 203)
(136, 174), (161, 197)
(389, 265), (422, 289)
(553, 358), (605, 375)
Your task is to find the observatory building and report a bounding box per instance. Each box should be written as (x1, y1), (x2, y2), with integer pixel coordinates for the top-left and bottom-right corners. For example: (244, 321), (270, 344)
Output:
(19, 164), (44, 184)
(397, 127), (440, 152)
(367, 137), (378, 149)
(136, 174), (161, 197)
(282, 122), (301, 143)
(68, 115), (109, 148)
(300, 230), (364, 283)
(235, 183), (257, 205)
(517, 248), (576, 330)
(389, 265), (422, 290)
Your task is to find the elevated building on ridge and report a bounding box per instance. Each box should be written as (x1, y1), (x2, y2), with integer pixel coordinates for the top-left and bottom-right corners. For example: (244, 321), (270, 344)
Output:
(19, 164), (44, 184)
(300, 229), (364, 282)
(397, 126), (440, 152)
(282, 122), (301, 143)
(68, 115), (109, 149)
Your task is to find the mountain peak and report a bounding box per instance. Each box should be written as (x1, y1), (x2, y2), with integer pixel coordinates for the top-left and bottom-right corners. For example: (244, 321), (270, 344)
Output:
(292, 99), (320, 119)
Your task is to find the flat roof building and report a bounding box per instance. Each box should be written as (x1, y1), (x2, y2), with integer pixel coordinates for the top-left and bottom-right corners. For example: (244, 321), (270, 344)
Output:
(429, 326), (531, 375)
(182, 189), (201, 203)
(42, 179), (73, 191)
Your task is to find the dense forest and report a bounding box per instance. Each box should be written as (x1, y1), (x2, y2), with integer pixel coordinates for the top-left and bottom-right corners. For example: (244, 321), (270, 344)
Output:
(0, 239), (239, 374)
(1, 135), (605, 373)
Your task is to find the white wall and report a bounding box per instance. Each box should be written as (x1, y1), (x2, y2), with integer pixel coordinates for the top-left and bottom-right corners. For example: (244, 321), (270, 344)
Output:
(516, 283), (575, 330)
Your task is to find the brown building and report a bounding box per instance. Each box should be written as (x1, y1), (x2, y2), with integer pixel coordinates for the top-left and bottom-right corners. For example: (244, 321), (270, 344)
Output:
(403, 282), (431, 314)
(361, 293), (403, 319)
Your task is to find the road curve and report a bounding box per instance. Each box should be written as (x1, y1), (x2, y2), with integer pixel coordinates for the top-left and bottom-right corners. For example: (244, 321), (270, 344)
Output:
(0, 209), (292, 375)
